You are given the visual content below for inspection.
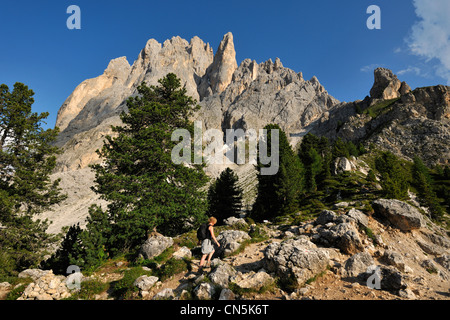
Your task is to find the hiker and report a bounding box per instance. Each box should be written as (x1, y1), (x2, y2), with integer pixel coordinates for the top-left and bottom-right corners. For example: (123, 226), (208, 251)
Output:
(199, 217), (220, 271)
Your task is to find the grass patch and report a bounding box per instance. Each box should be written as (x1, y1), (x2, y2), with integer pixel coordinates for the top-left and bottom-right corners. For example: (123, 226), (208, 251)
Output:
(109, 267), (152, 300)
(363, 98), (400, 118)
(154, 258), (190, 281)
(65, 278), (109, 300)
(228, 279), (276, 297)
(4, 277), (33, 300)
(305, 266), (330, 285)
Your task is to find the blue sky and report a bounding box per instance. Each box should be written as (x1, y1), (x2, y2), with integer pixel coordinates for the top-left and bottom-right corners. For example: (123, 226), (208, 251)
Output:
(1, 0), (449, 129)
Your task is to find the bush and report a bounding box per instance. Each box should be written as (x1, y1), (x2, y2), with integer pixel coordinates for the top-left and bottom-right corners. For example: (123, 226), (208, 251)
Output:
(109, 267), (152, 300)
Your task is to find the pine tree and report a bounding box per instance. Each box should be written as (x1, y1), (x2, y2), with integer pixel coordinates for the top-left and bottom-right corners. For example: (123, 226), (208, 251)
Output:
(251, 124), (303, 221)
(207, 167), (243, 225)
(0, 82), (66, 275)
(90, 74), (209, 253)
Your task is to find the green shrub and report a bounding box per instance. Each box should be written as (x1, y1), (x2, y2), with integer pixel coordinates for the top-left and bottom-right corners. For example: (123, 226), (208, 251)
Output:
(109, 267), (151, 300)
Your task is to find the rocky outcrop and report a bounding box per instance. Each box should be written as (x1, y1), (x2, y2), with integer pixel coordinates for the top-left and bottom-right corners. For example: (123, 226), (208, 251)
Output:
(370, 67), (410, 100)
(18, 269), (73, 300)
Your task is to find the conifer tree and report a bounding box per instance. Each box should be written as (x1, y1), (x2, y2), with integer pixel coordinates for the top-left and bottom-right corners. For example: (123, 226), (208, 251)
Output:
(0, 83), (66, 275)
(90, 74), (209, 252)
(251, 124), (303, 221)
(375, 151), (409, 200)
(412, 156), (444, 220)
(207, 167), (243, 225)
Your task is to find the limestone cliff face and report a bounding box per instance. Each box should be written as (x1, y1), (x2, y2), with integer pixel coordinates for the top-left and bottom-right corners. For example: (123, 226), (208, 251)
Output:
(54, 35), (215, 172)
(55, 57), (131, 133)
(54, 32), (338, 172)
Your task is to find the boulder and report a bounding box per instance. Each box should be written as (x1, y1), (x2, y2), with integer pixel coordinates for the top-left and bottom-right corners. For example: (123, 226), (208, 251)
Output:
(333, 157), (355, 175)
(372, 199), (425, 231)
(194, 282), (216, 300)
(152, 288), (175, 300)
(316, 222), (364, 255)
(346, 208), (369, 229)
(172, 246), (192, 260)
(219, 288), (235, 300)
(233, 270), (274, 291)
(264, 238), (330, 288)
(381, 250), (407, 272)
(209, 263), (237, 287)
(133, 275), (159, 292)
(435, 255), (450, 272)
(315, 210), (338, 225)
(359, 265), (407, 291)
(217, 230), (251, 256)
(343, 252), (375, 278)
(18, 269), (51, 281)
(139, 234), (174, 260)
(223, 216), (247, 227)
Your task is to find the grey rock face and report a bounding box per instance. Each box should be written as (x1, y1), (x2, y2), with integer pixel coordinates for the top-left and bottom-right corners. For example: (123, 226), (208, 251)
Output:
(312, 76), (450, 167)
(54, 33), (339, 173)
(199, 32), (238, 97)
(372, 199), (425, 231)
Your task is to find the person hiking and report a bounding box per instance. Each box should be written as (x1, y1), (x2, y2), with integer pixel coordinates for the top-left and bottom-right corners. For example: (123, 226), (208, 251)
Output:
(199, 217), (220, 271)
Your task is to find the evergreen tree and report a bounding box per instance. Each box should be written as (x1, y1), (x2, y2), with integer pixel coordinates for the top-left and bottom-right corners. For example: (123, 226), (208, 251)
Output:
(332, 137), (350, 159)
(251, 124), (303, 221)
(90, 74), (209, 253)
(412, 156), (444, 221)
(375, 151), (409, 200)
(0, 83), (66, 276)
(298, 133), (332, 192)
(207, 167), (243, 225)
(44, 205), (111, 273)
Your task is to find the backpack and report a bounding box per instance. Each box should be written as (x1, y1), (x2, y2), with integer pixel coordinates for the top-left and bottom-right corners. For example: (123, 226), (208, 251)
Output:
(197, 223), (209, 241)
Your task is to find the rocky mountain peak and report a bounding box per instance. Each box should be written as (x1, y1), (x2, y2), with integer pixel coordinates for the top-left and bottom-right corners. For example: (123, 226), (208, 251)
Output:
(198, 32), (238, 98)
(104, 56), (131, 81)
(370, 67), (411, 100)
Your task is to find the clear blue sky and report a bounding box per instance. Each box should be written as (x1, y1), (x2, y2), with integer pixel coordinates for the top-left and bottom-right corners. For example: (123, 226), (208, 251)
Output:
(1, 0), (449, 129)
